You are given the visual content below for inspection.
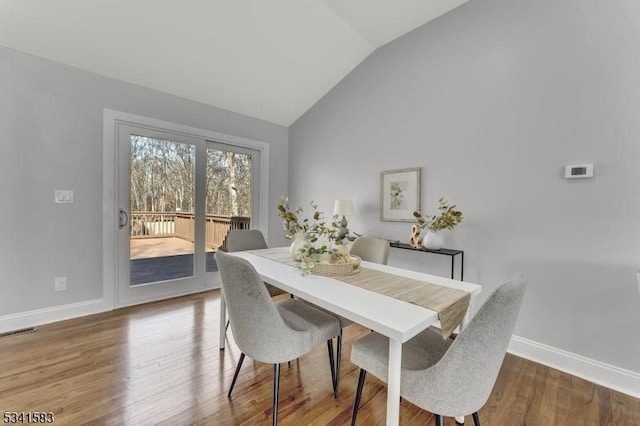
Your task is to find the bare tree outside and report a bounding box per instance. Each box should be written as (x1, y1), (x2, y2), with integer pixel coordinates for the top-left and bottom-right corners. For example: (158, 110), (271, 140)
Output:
(130, 135), (195, 213)
(206, 147), (252, 216)
(130, 136), (252, 216)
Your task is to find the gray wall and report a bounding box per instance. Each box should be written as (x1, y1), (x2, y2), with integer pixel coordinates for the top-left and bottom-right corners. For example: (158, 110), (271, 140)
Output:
(290, 0), (640, 372)
(0, 46), (288, 316)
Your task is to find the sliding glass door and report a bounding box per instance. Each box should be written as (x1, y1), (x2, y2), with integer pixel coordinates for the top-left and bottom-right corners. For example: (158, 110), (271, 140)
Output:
(116, 123), (260, 306)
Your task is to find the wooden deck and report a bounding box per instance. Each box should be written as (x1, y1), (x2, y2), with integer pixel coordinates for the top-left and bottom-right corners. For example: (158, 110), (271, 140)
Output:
(130, 237), (217, 285)
(130, 237), (214, 260)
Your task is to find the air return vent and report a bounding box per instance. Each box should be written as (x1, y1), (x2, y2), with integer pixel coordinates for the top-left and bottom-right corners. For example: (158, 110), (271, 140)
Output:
(0, 327), (37, 338)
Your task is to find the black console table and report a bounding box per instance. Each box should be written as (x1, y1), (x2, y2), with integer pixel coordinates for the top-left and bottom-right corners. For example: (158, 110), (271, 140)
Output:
(389, 242), (464, 281)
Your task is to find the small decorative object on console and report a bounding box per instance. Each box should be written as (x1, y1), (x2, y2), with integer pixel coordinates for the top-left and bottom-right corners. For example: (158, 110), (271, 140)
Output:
(412, 197), (463, 250)
(410, 224), (422, 248)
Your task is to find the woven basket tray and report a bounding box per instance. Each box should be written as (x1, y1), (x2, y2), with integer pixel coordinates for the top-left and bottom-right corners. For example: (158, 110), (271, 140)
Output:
(310, 255), (361, 277)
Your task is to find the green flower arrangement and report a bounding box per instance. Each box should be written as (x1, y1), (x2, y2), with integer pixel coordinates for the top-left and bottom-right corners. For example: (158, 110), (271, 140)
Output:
(277, 196), (319, 240)
(277, 196), (351, 245)
(277, 196), (352, 268)
(413, 197), (464, 231)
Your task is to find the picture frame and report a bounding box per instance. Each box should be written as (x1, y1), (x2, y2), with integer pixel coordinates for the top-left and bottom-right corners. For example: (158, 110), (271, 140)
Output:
(380, 167), (421, 222)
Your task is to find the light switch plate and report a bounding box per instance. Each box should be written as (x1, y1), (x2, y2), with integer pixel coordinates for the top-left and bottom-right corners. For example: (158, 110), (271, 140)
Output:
(55, 190), (74, 204)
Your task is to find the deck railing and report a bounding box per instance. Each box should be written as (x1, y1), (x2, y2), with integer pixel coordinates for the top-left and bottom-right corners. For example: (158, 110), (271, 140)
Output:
(130, 212), (250, 249)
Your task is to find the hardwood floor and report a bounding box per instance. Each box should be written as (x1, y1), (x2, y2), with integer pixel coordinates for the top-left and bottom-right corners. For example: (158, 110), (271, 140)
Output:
(1, 290), (638, 425)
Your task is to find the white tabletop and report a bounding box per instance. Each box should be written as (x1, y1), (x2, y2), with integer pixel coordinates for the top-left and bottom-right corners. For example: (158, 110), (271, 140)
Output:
(233, 248), (481, 343)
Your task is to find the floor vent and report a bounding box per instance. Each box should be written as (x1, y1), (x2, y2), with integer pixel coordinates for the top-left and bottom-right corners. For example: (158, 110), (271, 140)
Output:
(0, 327), (37, 338)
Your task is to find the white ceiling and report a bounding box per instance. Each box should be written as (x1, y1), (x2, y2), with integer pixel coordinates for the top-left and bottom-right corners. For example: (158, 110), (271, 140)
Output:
(0, 0), (468, 126)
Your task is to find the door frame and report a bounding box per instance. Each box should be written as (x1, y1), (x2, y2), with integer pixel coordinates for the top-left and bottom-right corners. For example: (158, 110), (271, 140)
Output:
(103, 109), (270, 308)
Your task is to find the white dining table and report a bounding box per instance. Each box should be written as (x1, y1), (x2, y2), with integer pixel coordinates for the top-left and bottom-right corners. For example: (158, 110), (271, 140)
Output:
(218, 247), (482, 426)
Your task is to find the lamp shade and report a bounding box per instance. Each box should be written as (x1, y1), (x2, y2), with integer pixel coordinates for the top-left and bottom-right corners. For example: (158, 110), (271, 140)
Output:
(333, 199), (354, 216)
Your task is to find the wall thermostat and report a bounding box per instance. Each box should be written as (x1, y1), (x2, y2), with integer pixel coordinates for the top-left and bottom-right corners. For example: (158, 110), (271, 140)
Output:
(564, 164), (594, 179)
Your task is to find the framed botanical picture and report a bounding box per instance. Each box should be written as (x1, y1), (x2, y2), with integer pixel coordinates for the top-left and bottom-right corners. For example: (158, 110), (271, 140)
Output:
(380, 167), (421, 222)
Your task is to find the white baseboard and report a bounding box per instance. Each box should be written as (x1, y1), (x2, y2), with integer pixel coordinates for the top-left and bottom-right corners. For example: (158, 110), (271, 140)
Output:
(0, 299), (112, 333)
(509, 335), (640, 399)
(0, 285), (221, 333)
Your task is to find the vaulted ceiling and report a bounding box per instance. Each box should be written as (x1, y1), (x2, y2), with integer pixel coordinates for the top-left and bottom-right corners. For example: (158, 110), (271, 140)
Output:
(0, 0), (468, 126)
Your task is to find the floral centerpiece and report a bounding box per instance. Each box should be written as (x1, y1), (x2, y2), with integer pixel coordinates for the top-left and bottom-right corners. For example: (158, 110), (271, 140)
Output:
(413, 197), (463, 250)
(277, 196), (318, 241)
(277, 196), (358, 274)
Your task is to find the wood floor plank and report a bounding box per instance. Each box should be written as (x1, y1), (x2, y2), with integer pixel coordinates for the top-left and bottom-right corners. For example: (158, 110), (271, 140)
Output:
(1, 290), (638, 425)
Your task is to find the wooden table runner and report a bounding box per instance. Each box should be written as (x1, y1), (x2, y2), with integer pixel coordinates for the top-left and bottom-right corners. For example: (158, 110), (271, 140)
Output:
(250, 248), (470, 338)
(336, 268), (469, 339)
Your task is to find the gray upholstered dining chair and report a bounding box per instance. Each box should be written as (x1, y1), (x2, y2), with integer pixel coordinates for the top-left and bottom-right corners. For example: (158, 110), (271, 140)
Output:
(226, 228), (267, 251)
(350, 274), (527, 426)
(304, 236), (391, 397)
(350, 236), (390, 266)
(226, 229), (286, 298)
(216, 251), (341, 426)
(221, 229), (288, 337)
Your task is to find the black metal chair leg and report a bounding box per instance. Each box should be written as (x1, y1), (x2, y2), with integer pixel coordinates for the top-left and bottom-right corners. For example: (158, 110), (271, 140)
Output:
(228, 352), (245, 397)
(435, 414), (444, 426)
(335, 333), (342, 396)
(350, 369), (367, 426)
(272, 363), (281, 426)
(327, 339), (337, 398)
(225, 319), (230, 331)
(472, 412), (481, 426)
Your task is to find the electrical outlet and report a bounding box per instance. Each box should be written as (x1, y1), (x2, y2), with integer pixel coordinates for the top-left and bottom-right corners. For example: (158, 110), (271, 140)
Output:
(54, 277), (67, 292)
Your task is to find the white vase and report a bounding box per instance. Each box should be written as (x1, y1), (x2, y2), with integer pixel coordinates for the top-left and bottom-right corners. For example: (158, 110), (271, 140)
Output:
(289, 233), (311, 261)
(422, 230), (444, 250)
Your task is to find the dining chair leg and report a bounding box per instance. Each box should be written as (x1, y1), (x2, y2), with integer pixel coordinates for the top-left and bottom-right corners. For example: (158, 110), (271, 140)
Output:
(272, 363), (281, 426)
(228, 352), (246, 397)
(472, 411), (481, 426)
(335, 332), (343, 395)
(435, 414), (444, 426)
(350, 369), (367, 426)
(327, 339), (337, 398)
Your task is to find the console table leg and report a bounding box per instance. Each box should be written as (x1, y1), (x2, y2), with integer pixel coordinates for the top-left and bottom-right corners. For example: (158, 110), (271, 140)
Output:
(450, 255), (454, 279)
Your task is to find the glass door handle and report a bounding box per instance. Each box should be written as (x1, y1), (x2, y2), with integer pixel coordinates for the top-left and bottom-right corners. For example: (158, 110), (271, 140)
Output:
(119, 209), (129, 229)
